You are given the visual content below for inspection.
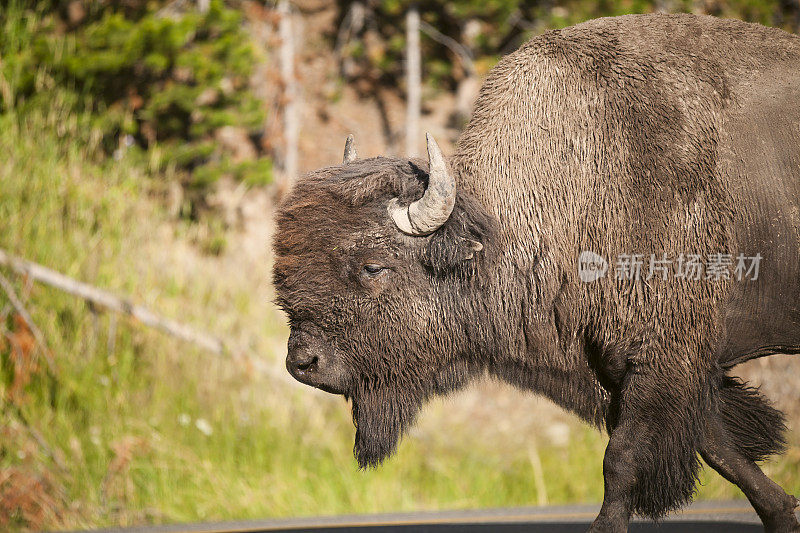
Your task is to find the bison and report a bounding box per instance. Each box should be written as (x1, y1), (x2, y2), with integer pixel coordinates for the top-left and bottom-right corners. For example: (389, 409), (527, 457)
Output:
(272, 13), (800, 532)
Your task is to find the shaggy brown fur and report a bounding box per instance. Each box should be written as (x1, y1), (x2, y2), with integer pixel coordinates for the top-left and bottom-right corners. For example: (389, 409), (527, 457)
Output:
(273, 13), (800, 532)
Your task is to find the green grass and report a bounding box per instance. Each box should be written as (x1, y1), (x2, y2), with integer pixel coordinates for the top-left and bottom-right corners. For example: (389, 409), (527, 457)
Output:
(1, 95), (799, 531)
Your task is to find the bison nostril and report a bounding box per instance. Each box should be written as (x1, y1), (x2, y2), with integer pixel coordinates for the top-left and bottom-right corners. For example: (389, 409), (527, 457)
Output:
(297, 356), (318, 372)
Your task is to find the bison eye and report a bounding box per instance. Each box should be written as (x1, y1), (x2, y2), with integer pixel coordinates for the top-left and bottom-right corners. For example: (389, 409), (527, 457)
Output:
(362, 264), (385, 276)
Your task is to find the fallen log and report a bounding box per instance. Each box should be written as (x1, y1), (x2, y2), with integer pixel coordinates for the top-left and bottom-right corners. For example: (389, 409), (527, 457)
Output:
(0, 248), (225, 355)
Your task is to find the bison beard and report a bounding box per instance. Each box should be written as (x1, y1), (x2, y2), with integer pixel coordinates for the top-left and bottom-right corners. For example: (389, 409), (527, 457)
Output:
(350, 384), (424, 469)
(351, 359), (480, 468)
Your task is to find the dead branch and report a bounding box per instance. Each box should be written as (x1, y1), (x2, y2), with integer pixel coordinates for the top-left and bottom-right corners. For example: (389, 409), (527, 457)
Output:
(0, 271), (55, 371)
(0, 249), (225, 356)
(419, 20), (475, 76)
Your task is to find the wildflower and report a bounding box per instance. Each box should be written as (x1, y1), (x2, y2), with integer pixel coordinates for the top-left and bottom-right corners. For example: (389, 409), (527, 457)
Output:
(195, 418), (213, 436)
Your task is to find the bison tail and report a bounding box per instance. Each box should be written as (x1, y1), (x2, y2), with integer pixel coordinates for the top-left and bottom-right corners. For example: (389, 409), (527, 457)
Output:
(717, 375), (787, 463)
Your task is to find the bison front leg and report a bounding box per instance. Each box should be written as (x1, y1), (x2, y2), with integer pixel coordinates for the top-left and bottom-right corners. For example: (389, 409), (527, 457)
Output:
(587, 418), (637, 532)
(588, 366), (705, 533)
(701, 418), (800, 532)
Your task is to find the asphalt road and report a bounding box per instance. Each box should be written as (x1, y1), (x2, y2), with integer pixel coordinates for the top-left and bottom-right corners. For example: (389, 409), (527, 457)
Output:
(79, 500), (795, 533)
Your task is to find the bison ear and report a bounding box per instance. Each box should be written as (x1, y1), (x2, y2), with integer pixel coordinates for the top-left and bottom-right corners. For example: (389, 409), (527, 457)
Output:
(420, 193), (495, 277)
(458, 237), (484, 261)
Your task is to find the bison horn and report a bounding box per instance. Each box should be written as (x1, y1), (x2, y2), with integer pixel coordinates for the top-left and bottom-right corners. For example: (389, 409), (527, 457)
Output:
(343, 134), (358, 164)
(388, 133), (456, 235)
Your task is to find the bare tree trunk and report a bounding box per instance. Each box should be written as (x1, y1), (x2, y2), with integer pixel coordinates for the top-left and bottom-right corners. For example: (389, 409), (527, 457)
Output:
(417, 18), (477, 127)
(405, 6), (421, 158)
(454, 19), (479, 126)
(197, 0), (210, 13)
(279, 0), (299, 187)
(336, 1), (366, 78)
(654, 0), (672, 12)
(454, 76), (479, 127)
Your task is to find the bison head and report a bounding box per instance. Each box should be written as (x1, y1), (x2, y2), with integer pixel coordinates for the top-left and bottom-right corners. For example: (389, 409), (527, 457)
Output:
(272, 134), (498, 468)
